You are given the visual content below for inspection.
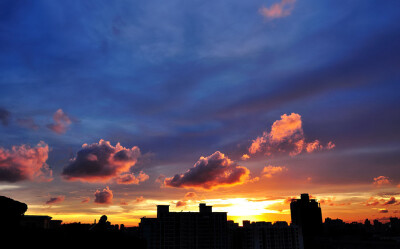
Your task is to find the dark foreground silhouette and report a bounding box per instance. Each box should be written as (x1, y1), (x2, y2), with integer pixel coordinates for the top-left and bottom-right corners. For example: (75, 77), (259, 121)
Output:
(1, 194), (399, 249)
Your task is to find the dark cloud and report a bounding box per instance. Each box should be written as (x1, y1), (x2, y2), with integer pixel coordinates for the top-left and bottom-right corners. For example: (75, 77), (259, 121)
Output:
(62, 139), (142, 183)
(16, 118), (39, 130)
(0, 141), (52, 182)
(46, 196), (65, 205)
(165, 151), (251, 190)
(94, 187), (113, 204)
(0, 108), (10, 126)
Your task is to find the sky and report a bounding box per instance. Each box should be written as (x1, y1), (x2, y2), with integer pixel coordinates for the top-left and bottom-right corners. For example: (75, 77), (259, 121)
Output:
(0, 0), (400, 226)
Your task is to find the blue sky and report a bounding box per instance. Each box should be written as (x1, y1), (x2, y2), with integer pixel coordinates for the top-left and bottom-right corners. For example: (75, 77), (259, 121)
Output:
(0, 0), (400, 225)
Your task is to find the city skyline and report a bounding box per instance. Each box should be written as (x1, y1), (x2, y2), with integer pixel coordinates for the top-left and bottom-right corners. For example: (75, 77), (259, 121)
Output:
(1, 0), (400, 227)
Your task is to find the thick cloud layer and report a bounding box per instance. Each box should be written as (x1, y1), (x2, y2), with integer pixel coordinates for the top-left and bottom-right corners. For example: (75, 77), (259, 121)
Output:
(165, 151), (250, 190)
(247, 113), (334, 158)
(94, 186), (113, 204)
(62, 140), (142, 183)
(0, 141), (52, 182)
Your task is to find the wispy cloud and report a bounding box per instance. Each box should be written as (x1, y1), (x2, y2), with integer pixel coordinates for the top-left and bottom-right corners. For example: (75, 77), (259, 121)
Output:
(259, 0), (296, 19)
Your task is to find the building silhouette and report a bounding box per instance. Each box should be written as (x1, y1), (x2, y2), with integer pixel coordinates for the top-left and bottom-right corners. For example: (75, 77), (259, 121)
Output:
(290, 193), (322, 238)
(236, 221), (304, 249)
(140, 203), (228, 249)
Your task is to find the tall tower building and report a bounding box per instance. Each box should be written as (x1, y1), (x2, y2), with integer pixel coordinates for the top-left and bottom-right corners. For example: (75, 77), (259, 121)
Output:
(290, 193), (322, 238)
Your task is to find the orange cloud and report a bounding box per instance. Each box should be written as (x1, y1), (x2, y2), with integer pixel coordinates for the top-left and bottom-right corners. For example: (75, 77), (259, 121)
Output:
(46, 196), (65, 205)
(318, 197), (351, 206)
(0, 141), (52, 182)
(259, 0), (296, 20)
(94, 186), (113, 204)
(62, 140), (144, 183)
(176, 200), (187, 207)
(165, 151), (251, 190)
(241, 154), (250, 160)
(248, 113), (334, 157)
(373, 176), (390, 186)
(261, 166), (287, 178)
(136, 196), (145, 203)
(81, 197), (90, 203)
(47, 109), (72, 134)
(184, 192), (198, 200)
(284, 196), (296, 204)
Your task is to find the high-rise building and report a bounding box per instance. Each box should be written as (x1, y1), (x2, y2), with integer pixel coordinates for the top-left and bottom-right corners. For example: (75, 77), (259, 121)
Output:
(139, 203), (228, 249)
(290, 193), (322, 238)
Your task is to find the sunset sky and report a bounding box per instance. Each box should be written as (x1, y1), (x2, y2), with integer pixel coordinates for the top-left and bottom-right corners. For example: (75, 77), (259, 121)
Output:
(1, 0), (400, 226)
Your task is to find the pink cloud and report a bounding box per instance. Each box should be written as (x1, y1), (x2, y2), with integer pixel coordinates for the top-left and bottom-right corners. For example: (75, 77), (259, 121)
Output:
(0, 141), (52, 182)
(47, 109), (72, 134)
(94, 186), (113, 204)
(165, 151), (251, 190)
(259, 0), (296, 19)
(261, 165), (287, 178)
(62, 140), (144, 183)
(373, 176), (390, 186)
(248, 113), (335, 157)
(116, 171), (149, 185)
(46, 196), (65, 205)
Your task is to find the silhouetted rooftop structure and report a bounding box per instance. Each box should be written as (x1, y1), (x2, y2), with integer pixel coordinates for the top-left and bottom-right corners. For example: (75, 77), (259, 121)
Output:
(140, 203), (228, 249)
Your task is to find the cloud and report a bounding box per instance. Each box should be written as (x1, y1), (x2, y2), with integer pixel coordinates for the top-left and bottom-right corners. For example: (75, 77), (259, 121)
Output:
(16, 118), (39, 130)
(373, 176), (390, 186)
(47, 109), (72, 134)
(94, 186), (113, 204)
(0, 108), (10, 126)
(115, 171), (149, 185)
(365, 196), (382, 206)
(261, 165), (287, 178)
(165, 151), (251, 190)
(383, 197), (398, 206)
(81, 197), (90, 203)
(136, 196), (145, 203)
(0, 141), (52, 182)
(62, 139), (142, 183)
(46, 196), (65, 205)
(259, 0), (296, 20)
(248, 113), (335, 157)
(184, 192), (197, 200)
(379, 209), (389, 213)
(241, 154), (250, 161)
(176, 200), (187, 207)
(284, 196), (296, 204)
(318, 197), (351, 206)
